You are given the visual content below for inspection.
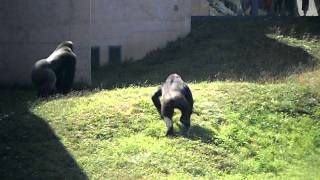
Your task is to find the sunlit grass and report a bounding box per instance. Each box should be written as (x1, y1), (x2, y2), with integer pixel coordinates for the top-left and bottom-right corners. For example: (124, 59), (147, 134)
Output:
(268, 34), (320, 95)
(1, 18), (320, 179)
(26, 82), (320, 179)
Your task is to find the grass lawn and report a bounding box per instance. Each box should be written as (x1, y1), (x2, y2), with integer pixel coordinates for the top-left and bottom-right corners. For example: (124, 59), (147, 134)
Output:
(1, 17), (320, 179)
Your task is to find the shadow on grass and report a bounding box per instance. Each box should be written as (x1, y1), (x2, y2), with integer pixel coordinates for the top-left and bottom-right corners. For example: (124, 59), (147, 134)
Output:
(271, 17), (320, 39)
(0, 90), (88, 179)
(177, 124), (217, 144)
(92, 17), (319, 89)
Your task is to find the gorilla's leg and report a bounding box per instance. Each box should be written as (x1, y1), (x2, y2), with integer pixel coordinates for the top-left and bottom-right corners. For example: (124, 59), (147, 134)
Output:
(55, 70), (64, 94)
(180, 109), (192, 129)
(33, 68), (56, 97)
(61, 58), (76, 94)
(161, 102), (174, 136)
(39, 80), (56, 97)
(56, 57), (76, 94)
(176, 97), (192, 130)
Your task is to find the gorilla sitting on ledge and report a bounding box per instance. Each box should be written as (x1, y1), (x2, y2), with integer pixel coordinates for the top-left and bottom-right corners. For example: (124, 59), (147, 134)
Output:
(152, 74), (194, 136)
(31, 41), (76, 97)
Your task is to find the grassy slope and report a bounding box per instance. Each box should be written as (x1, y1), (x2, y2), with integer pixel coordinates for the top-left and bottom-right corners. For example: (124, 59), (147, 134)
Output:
(1, 18), (320, 179)
(93, 18), (320, 88)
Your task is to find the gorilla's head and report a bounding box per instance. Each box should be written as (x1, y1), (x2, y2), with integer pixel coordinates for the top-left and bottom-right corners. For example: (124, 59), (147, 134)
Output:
(56, 41), (74, 51)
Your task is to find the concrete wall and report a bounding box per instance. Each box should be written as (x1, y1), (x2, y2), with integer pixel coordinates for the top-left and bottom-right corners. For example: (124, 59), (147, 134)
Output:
(0, 0), (91, 87)
(191, 0), (210, 16)
(91, 0), (192, 66)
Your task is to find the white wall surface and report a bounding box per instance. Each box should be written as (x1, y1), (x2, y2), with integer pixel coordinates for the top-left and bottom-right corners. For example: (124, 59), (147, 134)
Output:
(0, 0), (91, 86)
(0, 0), (193, 86)
(191, 0), (210, 16)
(91, 0), (191, 65)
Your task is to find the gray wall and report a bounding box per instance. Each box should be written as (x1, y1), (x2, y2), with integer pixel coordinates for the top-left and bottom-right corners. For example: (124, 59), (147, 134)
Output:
(192, 0), (210, 16)
(0, 0), (91, 87)
(91, 0), (191, 66)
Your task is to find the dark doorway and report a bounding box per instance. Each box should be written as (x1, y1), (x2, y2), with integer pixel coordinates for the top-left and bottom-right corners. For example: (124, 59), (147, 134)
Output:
(109, 46), (121, 65)
(91, 46), (100, 70)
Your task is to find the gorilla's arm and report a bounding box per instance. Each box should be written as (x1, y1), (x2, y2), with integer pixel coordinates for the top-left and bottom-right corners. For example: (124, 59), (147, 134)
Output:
(184, 85), (194, 109)
(48, 47), (76, 94)
(31, 59), (57, 97)
(152, 87), (162, 116)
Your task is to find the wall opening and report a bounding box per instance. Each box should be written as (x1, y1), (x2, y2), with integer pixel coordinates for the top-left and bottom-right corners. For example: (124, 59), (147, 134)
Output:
(109, 46), (121, 65)
(91, 46), (100, 69)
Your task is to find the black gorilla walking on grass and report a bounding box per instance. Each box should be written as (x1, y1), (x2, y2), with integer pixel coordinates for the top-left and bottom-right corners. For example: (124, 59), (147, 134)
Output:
(31, 41), (76, 97)
(152, 74), (194, 136)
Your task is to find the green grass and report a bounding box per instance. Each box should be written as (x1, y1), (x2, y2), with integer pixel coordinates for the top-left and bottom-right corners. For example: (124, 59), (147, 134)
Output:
(1, 18), (320, 179)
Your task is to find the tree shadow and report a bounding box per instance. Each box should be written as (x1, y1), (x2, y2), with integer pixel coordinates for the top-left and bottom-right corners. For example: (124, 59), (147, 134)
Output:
(0, 90), (88, 179)
(92, 17), (319, 89)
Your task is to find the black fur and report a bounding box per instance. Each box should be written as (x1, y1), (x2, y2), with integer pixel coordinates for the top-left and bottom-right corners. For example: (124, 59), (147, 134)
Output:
(31, 41), (76, 97)
(152, 74), (194, 136)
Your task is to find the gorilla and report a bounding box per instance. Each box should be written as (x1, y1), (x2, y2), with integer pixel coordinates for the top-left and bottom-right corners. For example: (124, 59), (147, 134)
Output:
(152, 74), (194, 136)
(31, 41), (76, 97)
